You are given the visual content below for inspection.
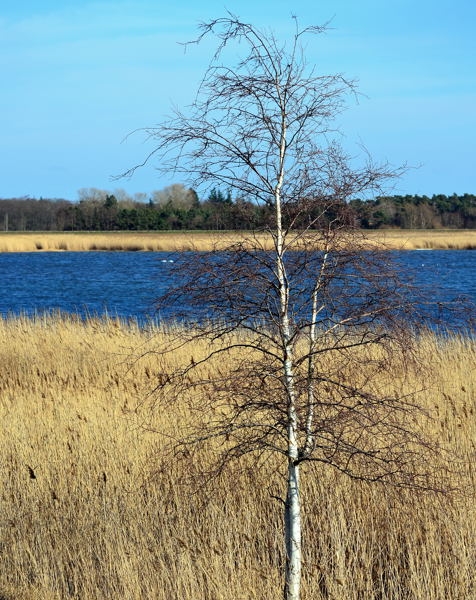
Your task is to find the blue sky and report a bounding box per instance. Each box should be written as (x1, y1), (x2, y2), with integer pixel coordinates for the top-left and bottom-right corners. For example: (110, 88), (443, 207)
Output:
(1, 0), (474, 200)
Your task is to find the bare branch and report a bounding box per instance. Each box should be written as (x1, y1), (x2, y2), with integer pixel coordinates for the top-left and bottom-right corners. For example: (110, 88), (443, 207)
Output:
(124, 16), (456, 600)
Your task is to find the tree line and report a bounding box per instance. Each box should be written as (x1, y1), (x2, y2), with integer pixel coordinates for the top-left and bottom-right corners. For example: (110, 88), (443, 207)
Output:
(0, 185), (475, 231)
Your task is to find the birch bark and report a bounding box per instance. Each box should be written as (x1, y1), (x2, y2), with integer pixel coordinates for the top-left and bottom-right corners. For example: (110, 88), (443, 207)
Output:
(274, 108), (302, 600)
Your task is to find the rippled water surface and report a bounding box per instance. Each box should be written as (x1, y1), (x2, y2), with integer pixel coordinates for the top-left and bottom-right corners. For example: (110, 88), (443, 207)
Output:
(0, 250), (474, 327)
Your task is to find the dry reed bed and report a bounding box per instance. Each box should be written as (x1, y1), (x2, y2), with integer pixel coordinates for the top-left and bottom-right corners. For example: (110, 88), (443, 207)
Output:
(372, 229), (476, 250)
(0, 315), (474, 599)
(0, 230), (475, 252)
(0, 232), (242, 253)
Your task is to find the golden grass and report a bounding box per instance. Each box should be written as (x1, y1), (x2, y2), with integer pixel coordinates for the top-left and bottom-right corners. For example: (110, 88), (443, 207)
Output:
(0, 229), (475, 252)
(0, 315), (474, 599)
(367, 229), (476, 250)
(0, 232), (247, 253)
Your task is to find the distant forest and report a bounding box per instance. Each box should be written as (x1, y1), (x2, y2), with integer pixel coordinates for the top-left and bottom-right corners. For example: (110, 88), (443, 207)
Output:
(1, 185), (475, 231)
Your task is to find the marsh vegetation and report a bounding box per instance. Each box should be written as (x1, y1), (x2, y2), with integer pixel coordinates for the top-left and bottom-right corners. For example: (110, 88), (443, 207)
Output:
(0, 229), (475, 252)
(0, 315), (474, 599)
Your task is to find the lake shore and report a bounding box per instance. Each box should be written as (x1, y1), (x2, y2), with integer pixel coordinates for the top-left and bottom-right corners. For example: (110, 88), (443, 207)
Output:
(0, 229), (475, 252)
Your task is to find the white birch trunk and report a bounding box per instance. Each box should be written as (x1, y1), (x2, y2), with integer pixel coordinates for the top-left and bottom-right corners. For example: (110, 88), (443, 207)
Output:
(274, 93), (302, 600)
(276, 176), (302, 600)
(284, 439), (302, 600)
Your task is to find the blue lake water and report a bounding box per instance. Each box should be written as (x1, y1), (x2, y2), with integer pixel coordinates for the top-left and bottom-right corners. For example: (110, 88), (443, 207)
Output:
(0, 251), (474, 328)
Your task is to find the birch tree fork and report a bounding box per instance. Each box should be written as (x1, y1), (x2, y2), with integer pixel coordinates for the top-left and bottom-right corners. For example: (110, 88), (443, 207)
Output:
(124, 16), (447, 600)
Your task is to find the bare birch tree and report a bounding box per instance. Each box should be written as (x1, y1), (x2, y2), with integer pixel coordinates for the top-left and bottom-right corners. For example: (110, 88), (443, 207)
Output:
(125, 16), (447, 600)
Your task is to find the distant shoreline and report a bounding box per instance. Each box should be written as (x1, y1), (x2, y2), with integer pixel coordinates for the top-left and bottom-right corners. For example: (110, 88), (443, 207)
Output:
(0, 230), (475, 252)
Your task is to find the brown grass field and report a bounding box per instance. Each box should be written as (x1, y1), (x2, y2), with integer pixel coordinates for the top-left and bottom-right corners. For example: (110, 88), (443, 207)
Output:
(0, 229), (475, 252)
(0, 315), (474, 599)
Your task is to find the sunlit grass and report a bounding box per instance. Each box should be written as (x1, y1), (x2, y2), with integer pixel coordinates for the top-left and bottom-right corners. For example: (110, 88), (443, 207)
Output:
(0, 314), (474, 599)
(0, 231), (260, 253)
(0, 229), (475, 252)
(368, 229), (476, 250)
